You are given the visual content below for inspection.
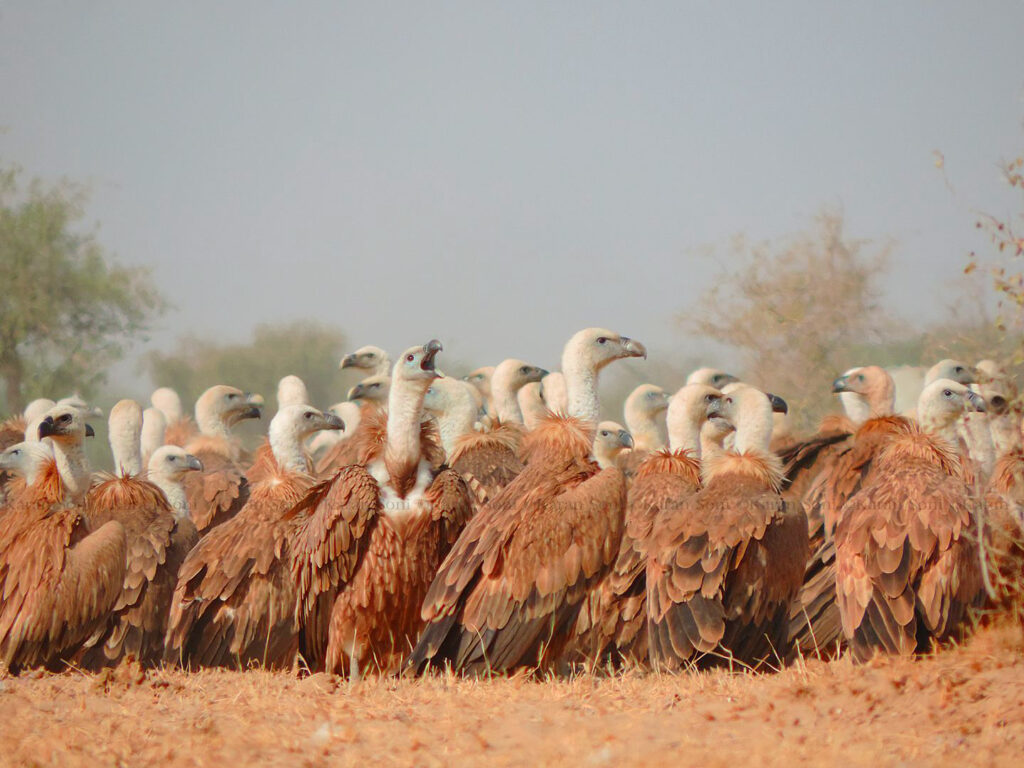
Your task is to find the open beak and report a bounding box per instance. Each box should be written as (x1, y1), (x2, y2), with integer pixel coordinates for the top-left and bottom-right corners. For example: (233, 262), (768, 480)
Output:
(767, 393), (788, 414)
(621, 337), (647, 360)
(186, 455), (204, 472)
(705, 396), (724, 420)
(421, 340), (443, 377)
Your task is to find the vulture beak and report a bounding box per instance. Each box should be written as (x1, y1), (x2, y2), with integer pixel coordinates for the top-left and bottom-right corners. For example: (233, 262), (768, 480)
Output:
(619, 430), (634, 449)
(621, 337), (647, 360)
(239, 405), (262, 420)
(966, 390), (987, 413)
(348, 383), (366, 400)
(705, 395), (724, 420)
(421, 340), (443, 376)
(767, 393), (788, 415)
(37, 416), (57, 440)
(186, 454), (204, 472)
(85, 424), (96, 437)
(339, 354), (357, 370)
(246, 393), (265, 407)
(831, 375), (850, 394)
(964, 367), (979, 385)
(536, 368), (550, 379)
(323, 413), (345, 431)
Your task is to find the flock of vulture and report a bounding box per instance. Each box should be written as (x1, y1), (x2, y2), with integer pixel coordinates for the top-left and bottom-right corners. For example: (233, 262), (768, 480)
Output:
(0, 327), (1022, 679)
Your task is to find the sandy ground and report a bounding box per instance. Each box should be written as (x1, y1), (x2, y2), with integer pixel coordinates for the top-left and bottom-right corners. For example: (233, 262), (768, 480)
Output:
(1, 625), (1022, 768)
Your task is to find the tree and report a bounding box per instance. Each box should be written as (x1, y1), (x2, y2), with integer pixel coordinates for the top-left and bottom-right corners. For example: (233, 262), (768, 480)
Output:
(0, 165), (166, 412)
(145, 320), (350, 416)
(678, 210), (894, 432)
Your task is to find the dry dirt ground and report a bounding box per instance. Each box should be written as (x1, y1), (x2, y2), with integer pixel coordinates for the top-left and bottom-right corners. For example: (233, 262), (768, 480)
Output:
(2, 625), (1023, 768)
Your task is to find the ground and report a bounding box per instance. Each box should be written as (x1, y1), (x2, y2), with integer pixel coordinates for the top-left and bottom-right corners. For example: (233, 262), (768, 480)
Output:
(1, 625), (1022, 768)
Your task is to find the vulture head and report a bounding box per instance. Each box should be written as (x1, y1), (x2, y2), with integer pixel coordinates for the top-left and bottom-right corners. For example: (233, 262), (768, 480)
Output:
(22, 398), (56, 424)
(464, 366), (496, 398)
(918, 379), (986, 430)
(686, 367), (739, 390)
(147, 445), (204, 481)
(423, 377), (477, 418)
(706, 385), (787, 453)
(195, 385), (263, 430)
(349, 375), (391, 404)
(340, 345), (391, 375)
(151, 387), (184, 423)
(277, 375), (311, 409)
(57, 393), (103, 420)
(0, 440), (53, 483)
(37, 405), (95, 443)
(666, 383), (722, 452)
(831, 365), (895, 420)
(394, 340), (444, 386)
(270, 404), (344, 446)
(493, 359), (548, 393)
(625, 384), (670, 422)
(564, 328), (647, 373)
(925, 359), (976, 387)
(593, 421), (633, 469)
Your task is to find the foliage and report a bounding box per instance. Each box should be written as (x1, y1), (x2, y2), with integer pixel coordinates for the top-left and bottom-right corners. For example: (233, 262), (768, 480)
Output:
(0, 165), (166, 412)
(678, 210), (894, 432)
(145, 320), (350, 415)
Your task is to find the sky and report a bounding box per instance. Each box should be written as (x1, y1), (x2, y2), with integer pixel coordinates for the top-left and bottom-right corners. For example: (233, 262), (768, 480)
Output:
(2, 2), (1023, 398)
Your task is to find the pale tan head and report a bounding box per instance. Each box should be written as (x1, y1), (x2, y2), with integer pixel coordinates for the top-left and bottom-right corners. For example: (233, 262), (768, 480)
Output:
(686, 367), (739, 390)
(925, 359), (976, 387)
(831, 365), (896, 420)
(666, 383), (722, 454)
(348, 375), (391, 404)
(593, 421), (633, 469)
(706, 385), (788, 454)
(195, 385), (263, 436)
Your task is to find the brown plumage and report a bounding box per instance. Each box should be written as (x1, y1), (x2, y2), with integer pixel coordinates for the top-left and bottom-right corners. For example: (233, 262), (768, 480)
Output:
(0, 417), (26, 503)
(647, 449), (808, 670)
(0, 460), (127, 672)
(163, 416), (198, 448)
(449, 423), (525, 510)
(289, 410), (472, 675)
(835, 423), (984, 662)
(571, 449), (701, 667)
(787, 415), (911, 659)
(314, 402), (379, 477)
(408, 415), (627, 675)
(979, 448), (1024, 618)
(78, 475), (180, 668)
(183, 434), (250, 533)
(165, 463), (315, 669)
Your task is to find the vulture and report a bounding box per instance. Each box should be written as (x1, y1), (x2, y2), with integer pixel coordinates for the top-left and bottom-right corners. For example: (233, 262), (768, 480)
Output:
(489, 358), (548, 425)
(140, 406), (166, 468)
(288, 340), (473, 677)
(788, 365), (905, 659)
(308, 401), (363, 464)
(647, 385), (807, 671)
(152, 386), (196, 448)
(616, 384), (670, 475)
(540, 371), (569, 415)
(407, 328), (645, 676)
(165, 404), (343, 669)
(79, 401), (203, 669)
(517, 382), (548, 430)
(686, 367), (739, 390)
(183, 385), (263, 533)
(593, 422), (633, 470)
(0, 406), (126, 673)
(835, 379), (986, 662)
(314, 399), (381, 476)
(277, 374), (311, 409)
(340, 345), (392, 377)
(571, 384), (719, 668)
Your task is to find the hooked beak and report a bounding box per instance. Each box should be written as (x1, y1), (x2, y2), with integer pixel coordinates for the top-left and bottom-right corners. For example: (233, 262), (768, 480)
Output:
(186, 455), (204, 472)
(339, 353), (358, 370)
(37, 416), (57, 440)
(966, 390), (987, 413)
(85, 423), (95, 437)
(323, 413), (345, 431)
(621, 337), (647, 360)
(348, 383), (366, 400)
(767, 393), (788, 415)
(619, 430), (634, 450)
(831, 375), (851, 394)
(421, 339), (443, 377)
(705, 395), (724, 420)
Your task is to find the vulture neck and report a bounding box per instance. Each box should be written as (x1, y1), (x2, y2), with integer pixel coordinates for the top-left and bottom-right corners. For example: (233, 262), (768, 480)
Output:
(958, 412), (995, 478)
(269, 421), (311, 475)
(384, 379), (428, 479)
(491, 370), (524, 424)
(109, 419), (143, 478)
(732, 411), (773, 454)
(920, 408), (960, 448)
(196, 404), (231, 440)
(50, 439), (91, 501)
(518, 384), (547, 430)
(839, 392), (871, 425)
(434, 402), (475, 458)
(153, 476), (189, 520)
(668, 418), (702, 456)
(562, 355), (601, 427)
(627, 411), (664, 453)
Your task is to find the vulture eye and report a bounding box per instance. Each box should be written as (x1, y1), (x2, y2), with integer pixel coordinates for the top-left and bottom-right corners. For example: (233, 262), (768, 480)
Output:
(370, 383), (380, 390)
(857, 374), (865, 382)
(228, 393), (238, 400)
(597, 337), (607, 344)
(955, 366), (964, 373)
(943, 389), (953, 397)
(520, 367), (530, 375)
(600, 430), (610, 437)
(406, 354), (415, 362)
(59, 414), (72, 424)
(304, 412), (314, 420)
(169, 455), (177, 462)
(705, 394), (715, 403)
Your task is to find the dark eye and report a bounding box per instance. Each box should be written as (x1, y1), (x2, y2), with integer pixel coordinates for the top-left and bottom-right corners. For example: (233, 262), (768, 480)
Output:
(520, 367), (529, 374)
(371, 384), (380, 390)
(597, 337), (607, 344)
(228, 393), (238, 400)
(304, 412), (314, 420)
(725, 397), (733, 405)
(600, 431), (609, 437)
(857, 374), (865, 382)
(406, 354), (415, 362)
(705, 394), (715, 403)
(943, 389), (952, 397)
(59, 414), (71, 424)
(169, 455), (177, 462)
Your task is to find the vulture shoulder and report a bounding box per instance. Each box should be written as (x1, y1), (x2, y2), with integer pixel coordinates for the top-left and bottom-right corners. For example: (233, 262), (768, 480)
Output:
(834, 429), (984, 663)
(0, 497), (126, 672)
(647, 451), (808, 671)
(183, 448), (250, 533)
(449, 427), (524, 510)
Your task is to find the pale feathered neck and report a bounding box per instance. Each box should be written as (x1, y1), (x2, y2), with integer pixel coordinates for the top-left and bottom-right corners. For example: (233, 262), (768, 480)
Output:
(195, 400), (231, 439)
(150, 473), (190, 520)
(385, 377), (429, 471)
(562, 348), (602, 427)
(491, 362), (525, 424)
(732, 402), (774, 454)
(431, 398), (476, 458)
(626, 395), (666, 452)
(109, 406), (144, 477)
(49, 438), (91, 501)
(269, 416), (312, 474)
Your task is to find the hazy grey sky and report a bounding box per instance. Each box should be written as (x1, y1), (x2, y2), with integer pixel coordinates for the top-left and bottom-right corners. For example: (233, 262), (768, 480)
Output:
(2, 2), (1023, 395)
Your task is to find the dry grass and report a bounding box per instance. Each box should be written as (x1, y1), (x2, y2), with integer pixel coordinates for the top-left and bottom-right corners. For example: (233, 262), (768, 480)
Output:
(2, 624), (1023, 768)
